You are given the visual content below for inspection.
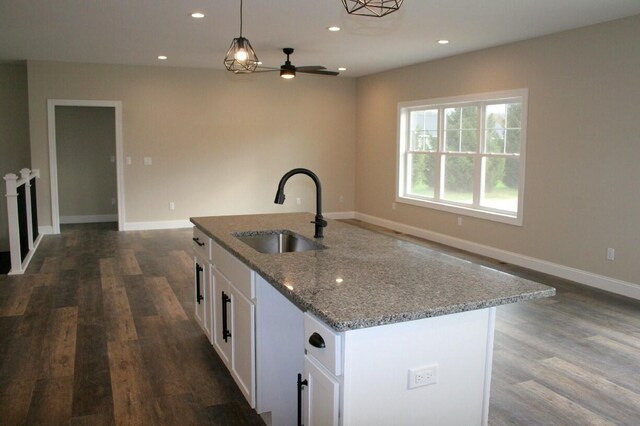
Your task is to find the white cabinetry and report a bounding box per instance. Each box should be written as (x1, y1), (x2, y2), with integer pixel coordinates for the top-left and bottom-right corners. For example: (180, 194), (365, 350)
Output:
(255, 275), (304, 425)
(210, 240), (256, 408)
(303, 354), (340, 426)
(301, 308), (496, 426)
(192, 228), (212, 340)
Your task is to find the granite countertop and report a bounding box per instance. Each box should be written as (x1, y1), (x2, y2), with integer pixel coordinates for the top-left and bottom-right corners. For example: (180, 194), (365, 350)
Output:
(191, 213), (555, 332)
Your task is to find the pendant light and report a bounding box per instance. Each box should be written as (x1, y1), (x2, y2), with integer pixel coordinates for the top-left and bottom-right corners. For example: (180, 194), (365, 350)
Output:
(224, 0), (259, 73)
(341, 0), (404, 17)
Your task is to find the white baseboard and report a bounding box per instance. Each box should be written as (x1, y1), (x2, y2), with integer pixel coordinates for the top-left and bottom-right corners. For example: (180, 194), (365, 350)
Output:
(38, 225), (54, 235)
(354, 212), (640, 301)
(325, 211), (356, 220)
(60, 214), (117, 224)
(123, 220), (193, 231)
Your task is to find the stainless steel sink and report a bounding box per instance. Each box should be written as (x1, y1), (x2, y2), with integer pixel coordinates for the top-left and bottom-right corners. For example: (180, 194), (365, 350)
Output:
(234, 230), (325, 254)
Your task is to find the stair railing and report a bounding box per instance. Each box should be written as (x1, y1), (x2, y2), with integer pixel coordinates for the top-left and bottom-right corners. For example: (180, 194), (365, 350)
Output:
(4, 168), (41, 274)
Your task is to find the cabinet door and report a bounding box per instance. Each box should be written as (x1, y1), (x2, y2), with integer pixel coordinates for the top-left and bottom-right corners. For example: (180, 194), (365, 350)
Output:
(194, 255), (207, 332)
(304, 355), (339, 426)
(230, 285), (256, 408)
(212, 267), (232, 367)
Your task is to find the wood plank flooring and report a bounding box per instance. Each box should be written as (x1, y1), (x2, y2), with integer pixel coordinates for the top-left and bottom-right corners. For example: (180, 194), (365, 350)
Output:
(0, 223), (263, 426)
(1, 220), (639, 425)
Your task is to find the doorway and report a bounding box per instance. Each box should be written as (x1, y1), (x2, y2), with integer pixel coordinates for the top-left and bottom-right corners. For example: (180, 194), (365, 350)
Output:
(47, 100), (125, 233)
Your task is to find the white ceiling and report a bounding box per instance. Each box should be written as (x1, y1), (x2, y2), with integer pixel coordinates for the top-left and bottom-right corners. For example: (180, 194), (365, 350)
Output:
(1, 0), (639, 77)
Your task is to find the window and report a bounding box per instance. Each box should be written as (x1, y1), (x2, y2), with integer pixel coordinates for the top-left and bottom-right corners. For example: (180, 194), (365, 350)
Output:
(397, 89), (527, 225)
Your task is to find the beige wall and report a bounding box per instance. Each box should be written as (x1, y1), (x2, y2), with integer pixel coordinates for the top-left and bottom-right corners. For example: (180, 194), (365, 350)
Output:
(56, 106), (117, 218)
(27, 62), (356, 226)
(0, 63), (31, 251)
(355, 15), (640, 285)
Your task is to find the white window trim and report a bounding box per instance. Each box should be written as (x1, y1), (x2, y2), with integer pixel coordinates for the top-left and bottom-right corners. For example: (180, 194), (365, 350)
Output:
(396, 89), (528, 226)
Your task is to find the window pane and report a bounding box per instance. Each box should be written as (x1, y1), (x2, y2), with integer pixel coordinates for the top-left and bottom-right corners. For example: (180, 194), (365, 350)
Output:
(407, 153), (435, 198)
(445, 107), (460, 129)
(442, 155), (473, 204)
(461, 129), (478, 152)
(410, 109), (438, 151)
(444, 129), (461, 152)
(481, 157), (519, 212)
(485, 104), (507, 154)
(506, 103), (521, 129)
(445, 107), (478, 152)
(461, 106), (478, 129)
(506, 129), (521, 153)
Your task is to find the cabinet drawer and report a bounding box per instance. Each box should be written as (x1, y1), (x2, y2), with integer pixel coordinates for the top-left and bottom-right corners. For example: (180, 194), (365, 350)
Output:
(192, 227), (210, 260)
(211, 240), (254, 300)
(304, 313), (342, 376)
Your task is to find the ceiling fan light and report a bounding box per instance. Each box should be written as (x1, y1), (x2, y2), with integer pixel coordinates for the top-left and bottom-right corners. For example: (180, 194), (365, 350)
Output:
(280, 69), (295, 79)
(341, 0), (403, 17)
(224, 37), (259, 73)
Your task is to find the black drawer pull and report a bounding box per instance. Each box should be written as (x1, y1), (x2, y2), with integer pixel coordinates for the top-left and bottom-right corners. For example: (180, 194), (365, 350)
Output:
(192, 237), (205, 247)
(195, 263), (204, 304)
(297, 373), (308, 426)
(308, 332), (326, 348)
(222, 291), (232, 342)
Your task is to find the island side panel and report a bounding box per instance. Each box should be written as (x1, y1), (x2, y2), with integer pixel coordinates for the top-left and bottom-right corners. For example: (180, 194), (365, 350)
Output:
(341, 308), (495, 426)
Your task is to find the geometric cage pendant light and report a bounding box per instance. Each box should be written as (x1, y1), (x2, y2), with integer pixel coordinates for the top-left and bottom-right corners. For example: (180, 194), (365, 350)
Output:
(341, 0), (404, 17)
(224, 0), (259, 73)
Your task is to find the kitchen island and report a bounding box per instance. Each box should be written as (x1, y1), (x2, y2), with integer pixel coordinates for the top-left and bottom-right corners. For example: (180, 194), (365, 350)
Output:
(190, 213), (554, 426)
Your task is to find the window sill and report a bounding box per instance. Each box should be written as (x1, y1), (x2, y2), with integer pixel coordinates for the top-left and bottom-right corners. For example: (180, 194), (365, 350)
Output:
(396, 195), (523, 226)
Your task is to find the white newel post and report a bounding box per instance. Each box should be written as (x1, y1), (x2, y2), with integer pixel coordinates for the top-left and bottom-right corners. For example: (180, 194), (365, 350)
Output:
(20, 168), (34, 251)
(4, 173), (22, 274)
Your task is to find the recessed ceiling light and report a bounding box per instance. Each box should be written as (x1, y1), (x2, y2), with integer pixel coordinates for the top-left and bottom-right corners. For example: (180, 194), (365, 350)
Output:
(157, 55), (168, 60)
(338, 67), (347, 71)
(437, 39), (450, 45)
(190, 12), (205, 18)
(327, 26), (341, 32)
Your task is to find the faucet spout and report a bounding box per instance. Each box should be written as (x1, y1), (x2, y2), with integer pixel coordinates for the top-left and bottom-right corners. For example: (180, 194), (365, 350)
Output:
(274, 168), (327, 238)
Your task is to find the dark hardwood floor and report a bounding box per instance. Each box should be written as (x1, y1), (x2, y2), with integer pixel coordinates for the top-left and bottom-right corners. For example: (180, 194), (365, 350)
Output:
(0, 223), (263, 426)
(1, 220), (639, 425)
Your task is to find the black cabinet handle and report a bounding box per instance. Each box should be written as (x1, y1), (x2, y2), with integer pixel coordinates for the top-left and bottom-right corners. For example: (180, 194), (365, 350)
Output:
(297, 373), (308, 426)
(195, 263), (204, 304)
(192, 237), (205, 247)
(309, 332), (326, 348)
(222, 291), (232, 342)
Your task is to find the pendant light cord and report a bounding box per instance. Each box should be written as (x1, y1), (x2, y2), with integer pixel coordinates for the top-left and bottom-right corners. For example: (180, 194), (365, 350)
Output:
(239, 0), (243, 37)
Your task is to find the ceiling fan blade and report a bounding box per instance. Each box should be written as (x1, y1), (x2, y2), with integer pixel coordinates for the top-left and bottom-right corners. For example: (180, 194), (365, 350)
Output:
(298, 69), (339, 76)
(295, 66), (327, 71)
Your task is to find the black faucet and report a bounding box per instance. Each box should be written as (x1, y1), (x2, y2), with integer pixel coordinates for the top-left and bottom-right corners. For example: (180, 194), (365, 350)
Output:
(274, 168), (328, 238)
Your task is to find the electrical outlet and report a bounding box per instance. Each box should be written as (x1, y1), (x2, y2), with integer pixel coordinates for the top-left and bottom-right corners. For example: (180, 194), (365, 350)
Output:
(408, 365), (438, 389)
(392, 202), (396, 210)
(457, 217), (463, 226)
(126, 157), (132, 165)
(169, 202), (175, 211)
(143, 157), (152, 166)
(111, 198), (116, 205)
(110, 155), (115, 163)
(339, 195), (344, 203)
(296, 197), (302, 205)
(607, 248), (615, 261)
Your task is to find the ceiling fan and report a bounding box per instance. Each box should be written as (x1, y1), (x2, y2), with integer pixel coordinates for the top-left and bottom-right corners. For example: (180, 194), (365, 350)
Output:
(252, 48), (339, 79)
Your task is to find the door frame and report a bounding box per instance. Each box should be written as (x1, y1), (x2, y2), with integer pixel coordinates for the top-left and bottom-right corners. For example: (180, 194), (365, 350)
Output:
(47, 99), (125, 233)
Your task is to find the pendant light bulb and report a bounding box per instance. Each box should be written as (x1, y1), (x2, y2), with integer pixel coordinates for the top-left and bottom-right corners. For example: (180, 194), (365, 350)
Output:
(235, 49), (248, 62)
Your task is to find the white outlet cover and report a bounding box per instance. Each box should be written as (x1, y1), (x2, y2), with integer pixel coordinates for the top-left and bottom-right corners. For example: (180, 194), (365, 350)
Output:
(408, 364), (438, 389)
(126, 157), (132, 165)
(144, 157), (152, 165)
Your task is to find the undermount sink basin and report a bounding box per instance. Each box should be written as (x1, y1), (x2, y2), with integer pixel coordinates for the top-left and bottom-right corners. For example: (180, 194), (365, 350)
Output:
(234, 230), (325, 254)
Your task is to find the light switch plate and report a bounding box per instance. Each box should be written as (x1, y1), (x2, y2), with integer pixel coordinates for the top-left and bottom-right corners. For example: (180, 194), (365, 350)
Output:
(143, 157), (152, 165)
